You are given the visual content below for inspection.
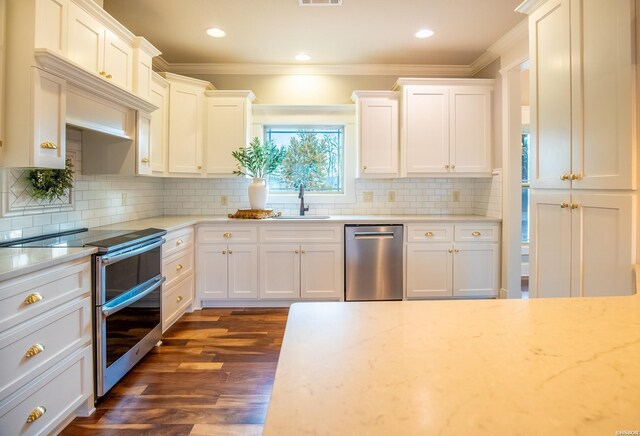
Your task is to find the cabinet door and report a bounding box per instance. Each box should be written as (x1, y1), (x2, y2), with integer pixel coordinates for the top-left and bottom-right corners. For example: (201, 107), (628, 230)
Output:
(205, 97), (248, 175)
(136, 113), (151, 175)
(359, 96), (399, 177)
(196, 244), (228, 299)
(35, 0), (68, 55)
(529, 0), (572, 189)
(259, 245), (300, 299)
(228, 244), (258, 299)
(449, 87), (492, 174)
(300, 244), (342, 299)
(406, 243), (452, 298)
(571, 193), (634, 297)
(452, 243), (499, 297)
(103, 29), (133, 91)
(403, 86), (449, 175)
(529, 191), (572, 298)
(570, 0), (635, 190)
(168, 82), (204, 174)
(149, 75), (168, 173)
(32, 68), (66, 169)
(67, 3), (104, 75)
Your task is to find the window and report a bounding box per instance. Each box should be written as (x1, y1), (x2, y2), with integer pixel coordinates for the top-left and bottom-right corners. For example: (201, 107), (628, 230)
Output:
(521, 132), (530, 243)
(264, 126), (344, 194)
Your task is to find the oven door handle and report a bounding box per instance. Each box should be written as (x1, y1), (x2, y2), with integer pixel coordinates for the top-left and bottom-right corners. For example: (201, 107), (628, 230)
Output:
(102, 276), (165, 317)
(100, 238), (165, 266)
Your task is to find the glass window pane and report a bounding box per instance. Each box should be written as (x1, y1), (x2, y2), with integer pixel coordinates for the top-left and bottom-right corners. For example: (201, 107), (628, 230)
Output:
(264, 126), (344, 194)
(521, 133), (530, 182)
(522, 187), (529, 243)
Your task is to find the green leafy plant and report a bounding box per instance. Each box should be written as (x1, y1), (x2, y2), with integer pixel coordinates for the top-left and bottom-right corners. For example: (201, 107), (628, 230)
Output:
(27, 158), (74, 202)
(232, 137), (285, 179)
(278, 132), (330, 190)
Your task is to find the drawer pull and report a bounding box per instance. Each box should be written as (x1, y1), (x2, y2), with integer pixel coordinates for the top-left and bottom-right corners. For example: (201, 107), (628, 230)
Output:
(223, 232), (232, 238)
(25, 343), (45, 358)
(176, 239), (183, 246)
(176, 264), (183, 271)
(23, 293), (43, 305)
(176, 296), (183, 303)
(425, 231), (434, 237)
(472, 231), (481, 236)
(40, 141), (57, 149)
(26, 406), (46, 423)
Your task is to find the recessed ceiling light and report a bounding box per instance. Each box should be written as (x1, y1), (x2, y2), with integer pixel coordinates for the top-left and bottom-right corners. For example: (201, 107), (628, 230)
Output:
(295, 53), (311, 61)
(415, 29), (434, 39)
(206, 27), (226, 38)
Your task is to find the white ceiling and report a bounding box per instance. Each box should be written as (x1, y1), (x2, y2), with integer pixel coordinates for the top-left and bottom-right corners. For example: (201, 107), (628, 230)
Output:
(103, 0), (525, 67)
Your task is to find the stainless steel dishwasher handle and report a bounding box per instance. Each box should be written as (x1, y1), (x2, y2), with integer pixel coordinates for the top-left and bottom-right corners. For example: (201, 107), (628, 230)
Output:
(353, 232), (395, 239)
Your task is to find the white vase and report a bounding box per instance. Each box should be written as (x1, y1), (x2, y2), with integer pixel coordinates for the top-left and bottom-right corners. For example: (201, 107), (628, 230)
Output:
(248, 177), (269, 210)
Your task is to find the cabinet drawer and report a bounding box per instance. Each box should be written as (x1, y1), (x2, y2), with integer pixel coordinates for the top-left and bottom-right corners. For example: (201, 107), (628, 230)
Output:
(0, 297), (91, 403)
(163, 274), (193, 331)
(163, 250), (193, 289)
(198, 226), (258, 243)
(454, 225), (499, 242)
(260, 226), (342, 243)
(0, 259), (91, 333)
(0, 345), (92, 436)
(406, 225), (453, 243)
(163, 227), (194, 258)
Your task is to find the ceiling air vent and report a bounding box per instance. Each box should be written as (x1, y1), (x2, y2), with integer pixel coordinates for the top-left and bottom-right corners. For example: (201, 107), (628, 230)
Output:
(299, 0), (342, 6)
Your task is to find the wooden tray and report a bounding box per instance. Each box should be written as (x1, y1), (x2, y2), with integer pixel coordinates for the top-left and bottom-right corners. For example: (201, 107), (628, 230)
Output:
(228, 209), (278, 219)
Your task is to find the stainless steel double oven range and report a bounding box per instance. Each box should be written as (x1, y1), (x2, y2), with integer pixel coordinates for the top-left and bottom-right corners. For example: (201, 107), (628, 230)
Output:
(3, 228), (166, 400)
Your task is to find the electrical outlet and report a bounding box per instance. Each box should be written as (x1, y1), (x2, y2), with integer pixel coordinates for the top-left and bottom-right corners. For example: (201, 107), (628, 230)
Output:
(452, 191), (460, 202)
(387, 191), (396, 202)
(121, 193), (128, 206)
(363, 191), (373, 202)
(220, 195), (228, 206)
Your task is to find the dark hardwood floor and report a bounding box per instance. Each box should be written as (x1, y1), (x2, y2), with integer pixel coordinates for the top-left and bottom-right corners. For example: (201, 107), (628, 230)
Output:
(61, 308), (289, 436)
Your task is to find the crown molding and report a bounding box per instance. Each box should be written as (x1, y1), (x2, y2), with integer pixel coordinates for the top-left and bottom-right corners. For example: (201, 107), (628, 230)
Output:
(515, 0), (549, 14)
(154, 60), (474, 77)
(152, 56), (170, 72)
(470, 18), (528, 75)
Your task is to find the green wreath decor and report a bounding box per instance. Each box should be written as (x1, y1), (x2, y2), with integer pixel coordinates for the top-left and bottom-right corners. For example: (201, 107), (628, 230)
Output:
(27, 158), (74, 202)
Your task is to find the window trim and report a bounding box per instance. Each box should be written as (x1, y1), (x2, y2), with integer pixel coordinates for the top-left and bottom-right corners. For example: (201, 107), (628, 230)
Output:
(251, 105), (356, 204)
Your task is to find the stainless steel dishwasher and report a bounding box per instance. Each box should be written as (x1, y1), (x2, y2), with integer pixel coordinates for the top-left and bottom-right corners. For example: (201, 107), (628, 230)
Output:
(344, 224), (403, 301)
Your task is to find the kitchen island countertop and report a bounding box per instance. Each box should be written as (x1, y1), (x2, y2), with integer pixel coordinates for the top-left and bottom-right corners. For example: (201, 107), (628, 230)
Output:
(264, 296), (640, 435)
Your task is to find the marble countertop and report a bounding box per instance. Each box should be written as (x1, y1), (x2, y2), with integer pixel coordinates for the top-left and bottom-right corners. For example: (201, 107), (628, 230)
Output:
(264, 296), (640, 435)
(0, 246), (97, 282)
(95, 214), (501, 233)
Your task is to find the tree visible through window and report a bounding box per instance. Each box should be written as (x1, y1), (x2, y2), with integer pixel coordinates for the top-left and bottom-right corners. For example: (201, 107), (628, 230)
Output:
(522, 132), (530, 242)
(264, 126), (344, 193)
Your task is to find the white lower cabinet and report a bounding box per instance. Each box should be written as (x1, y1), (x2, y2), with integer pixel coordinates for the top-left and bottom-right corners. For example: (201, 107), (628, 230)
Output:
(406, 224), (499, 299)
(259, 244), (342, 300)
(197, 244), (258, 299)
(161, 226), (194, 331)
(530, 191), (635, 298)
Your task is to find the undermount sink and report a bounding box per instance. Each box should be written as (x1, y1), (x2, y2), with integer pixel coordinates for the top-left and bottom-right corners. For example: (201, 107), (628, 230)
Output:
(273, 215), (331, 220)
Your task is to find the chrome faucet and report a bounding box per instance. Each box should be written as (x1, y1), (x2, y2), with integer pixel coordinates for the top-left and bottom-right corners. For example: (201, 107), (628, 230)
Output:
(298, 184), (309, 216)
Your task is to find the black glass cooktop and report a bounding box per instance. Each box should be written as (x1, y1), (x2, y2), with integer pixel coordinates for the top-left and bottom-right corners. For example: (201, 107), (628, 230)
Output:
(0, 228), (166, 253)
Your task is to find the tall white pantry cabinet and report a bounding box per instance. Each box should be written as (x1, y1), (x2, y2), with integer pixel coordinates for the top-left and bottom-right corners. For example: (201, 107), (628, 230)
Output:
(520, 0), (637, 297)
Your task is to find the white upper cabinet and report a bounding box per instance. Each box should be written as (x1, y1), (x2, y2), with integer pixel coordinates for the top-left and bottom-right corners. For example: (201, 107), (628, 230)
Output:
(204, 90), (255, 176)
(161, 73), (213, 175)
(395, 79), (493, 177)
(526, 0), (636, 190)
(132, 37), (160, 101)
(68, 2), (133, 91)
(149, 72), (169, 174)
(352, 91), (399, 178)
(34, 0), (68, 55)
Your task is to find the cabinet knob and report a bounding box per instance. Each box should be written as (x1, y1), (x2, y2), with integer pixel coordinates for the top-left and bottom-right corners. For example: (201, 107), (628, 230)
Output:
(295, 250), (299, 254)
(25, 343), (45, 358)
(223, 232), (232, 238)
(99, 71), (106, 76)
(222, 250), (227, 254)
(570, 203), (579, 209)
(39, 141), (57, 149)
(301, 250), (305, 254)
(570, 173), (582, 180)
(176, 239), (183, 246)
(454, 249), (459, 253)
(106, 73), (112, 79)
(448, 248), (453, 253)
(445, 164), (450, 169)
(176, 264), (183, 271)
(472, 231), (481, 236)
(23, 293), (43, 305)
(561, 174), (570, 180)
(140, 157), (149, 164)
(363, 166), (367, 171)
(197, 165), (202, 170)
(26, 406), (46, 423)
(560, 202), (570, 209)
(425, 231), (434, 237)
(451, 164), (455, 170)
(176, 296), (183, 303)
(228, 250), (233, 254)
